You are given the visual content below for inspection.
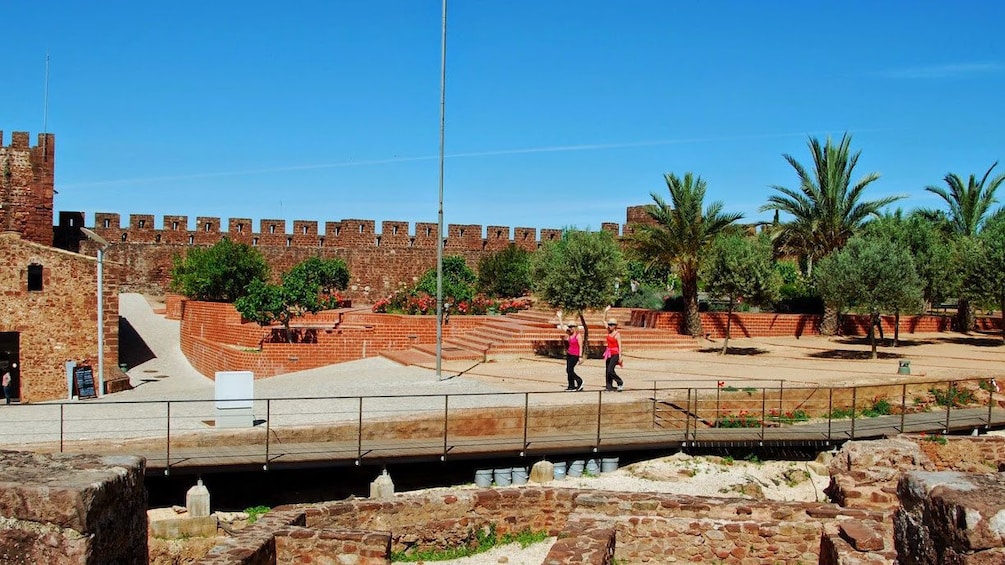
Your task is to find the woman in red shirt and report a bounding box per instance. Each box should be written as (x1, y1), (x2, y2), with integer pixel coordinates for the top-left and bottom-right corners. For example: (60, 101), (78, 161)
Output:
(603, 306), (624, 391)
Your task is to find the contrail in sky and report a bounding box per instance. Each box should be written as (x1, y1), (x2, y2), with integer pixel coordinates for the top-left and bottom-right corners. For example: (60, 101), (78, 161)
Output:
(60, 129), (888, 189)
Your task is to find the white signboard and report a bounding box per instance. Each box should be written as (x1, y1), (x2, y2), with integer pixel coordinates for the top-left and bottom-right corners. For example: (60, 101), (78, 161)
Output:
(214, 371), (254, 428)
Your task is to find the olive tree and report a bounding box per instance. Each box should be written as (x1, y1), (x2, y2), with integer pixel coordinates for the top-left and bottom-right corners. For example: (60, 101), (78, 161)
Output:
(702, 234), (781, 354)
(530, 229), (626, 349)
(169, 237), (269, 302)
(814, 237), (923, 358)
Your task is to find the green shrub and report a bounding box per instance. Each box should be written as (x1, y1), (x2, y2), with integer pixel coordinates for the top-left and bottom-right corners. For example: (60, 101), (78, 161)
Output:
(477, 245), (531, 298)
(245, 505), (270, 524)
(860, 397), (893, 417)
(714, 412), (761, 428)
(170, 238), (269, 302)
(930, 386), (976, 407)
(415, 256), (477, 303)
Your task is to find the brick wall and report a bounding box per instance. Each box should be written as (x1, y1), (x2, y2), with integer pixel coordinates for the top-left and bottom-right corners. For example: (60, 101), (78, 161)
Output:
(0, 233), (123, 402)
(632, 310), (958, 337)
(195, 487), (882, 565)
(178, 299), (493, 378)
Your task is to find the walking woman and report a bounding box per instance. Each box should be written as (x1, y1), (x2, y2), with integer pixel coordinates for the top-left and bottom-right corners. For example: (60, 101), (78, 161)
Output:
(603, 306), (624, 391)
(557, 311), (584, 391)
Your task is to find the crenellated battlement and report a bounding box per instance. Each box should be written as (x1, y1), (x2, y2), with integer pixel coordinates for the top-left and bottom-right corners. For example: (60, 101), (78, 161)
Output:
(1, 131), (55, 245)
(87, 212), (619, 252)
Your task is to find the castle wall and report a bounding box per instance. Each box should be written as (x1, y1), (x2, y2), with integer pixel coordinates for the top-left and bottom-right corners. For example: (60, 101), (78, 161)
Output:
(83, 213), (616, 302)
(0, 131), (55, 246)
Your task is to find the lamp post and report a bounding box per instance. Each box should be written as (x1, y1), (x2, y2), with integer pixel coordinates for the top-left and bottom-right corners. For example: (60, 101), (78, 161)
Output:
(435, 0), (448, 380)
(80, 227), (109, 397)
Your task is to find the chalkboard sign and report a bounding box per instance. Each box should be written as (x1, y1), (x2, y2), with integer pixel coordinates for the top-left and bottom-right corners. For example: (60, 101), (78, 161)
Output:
(74, 365), (97, 399)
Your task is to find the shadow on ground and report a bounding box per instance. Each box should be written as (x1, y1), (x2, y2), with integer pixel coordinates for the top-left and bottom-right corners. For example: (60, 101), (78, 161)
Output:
(119, 317), (156, 369)
(832, 337), (936, 348)
(698, 347), (769, 356)
(809, 349), (903, 360)
(938, 336), (1004, 348)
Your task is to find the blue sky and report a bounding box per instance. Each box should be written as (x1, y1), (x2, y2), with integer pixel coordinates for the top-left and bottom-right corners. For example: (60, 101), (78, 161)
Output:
(4, 1), (1004, 234)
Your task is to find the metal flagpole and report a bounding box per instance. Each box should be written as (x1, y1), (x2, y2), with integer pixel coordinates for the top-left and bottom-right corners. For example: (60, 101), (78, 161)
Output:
(435, 0), (448, 380)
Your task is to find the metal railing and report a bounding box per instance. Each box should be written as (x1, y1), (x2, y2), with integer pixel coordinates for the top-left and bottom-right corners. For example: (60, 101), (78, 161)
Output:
(2, 377), (1001, 475)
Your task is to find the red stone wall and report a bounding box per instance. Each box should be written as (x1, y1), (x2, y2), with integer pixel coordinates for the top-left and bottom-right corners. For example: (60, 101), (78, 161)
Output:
(0, 131), (55, 246)
(178, 299), (491, 378)
(0, 233), (122, 402)
(632, 310), (958, 337)
(195, 487), (883, 564)
(83, 212), (636, 303)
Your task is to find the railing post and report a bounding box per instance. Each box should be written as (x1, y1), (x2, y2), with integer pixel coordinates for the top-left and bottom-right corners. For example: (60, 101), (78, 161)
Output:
(59, 404), (64, 453)
(651, 378), (659, 426)
(686, 388), (693, 445)
(760, 387), (767, 444)
(264, 399), (271, 471)
(988, 379), (995, 430)
(522, 392), (529, 453)
(595, 391), (603, 449)
(715, 386), (721, 425)
(356, 397), (363, 464)
(442, 395), (450, 461)
(900, 383), (907, 433)
(850, 387), (857, 439)
(165, 401), (171, 476)
(778, 379), (784, 418)
(944, 381), (952, 433)
(827, 388), (833, 443)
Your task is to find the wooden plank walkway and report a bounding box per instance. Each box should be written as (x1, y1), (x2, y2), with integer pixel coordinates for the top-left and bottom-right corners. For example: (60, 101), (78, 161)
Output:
(76, 406), (1005, 475)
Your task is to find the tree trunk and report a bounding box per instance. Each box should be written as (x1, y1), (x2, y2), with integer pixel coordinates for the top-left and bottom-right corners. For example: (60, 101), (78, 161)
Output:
(999, 296), (1005, 343)
(578, 312), (590, 357)
(869, 312), (878, 359)
(894, 308), (901, 347)
(820, 304), (839, 336)
(682, 276), (703, 337)
(957, 296), (974, 333)
(720, 303), (733, 355)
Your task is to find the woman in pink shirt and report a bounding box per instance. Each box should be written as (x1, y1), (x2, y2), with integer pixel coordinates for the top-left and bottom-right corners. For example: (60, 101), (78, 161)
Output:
(557, 311), (584, 391)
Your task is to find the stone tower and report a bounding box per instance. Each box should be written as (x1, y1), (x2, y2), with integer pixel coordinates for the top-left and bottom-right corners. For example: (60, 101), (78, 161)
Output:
(0, 131), (55, 245)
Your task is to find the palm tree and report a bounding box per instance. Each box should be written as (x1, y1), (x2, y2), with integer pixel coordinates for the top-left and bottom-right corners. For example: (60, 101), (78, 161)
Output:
(922, 162), (1005, 331)
(628, 172), (743, 337)
(761, 134), (901, 335)
(923, 162), (1004, 237)
(760, 133), (901, 276)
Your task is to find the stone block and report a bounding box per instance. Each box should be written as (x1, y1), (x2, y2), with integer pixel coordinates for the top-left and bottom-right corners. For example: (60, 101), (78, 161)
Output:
(149, 515), (218, 539)
(530, 460), (555, 484)
(0, 450), (147, 565)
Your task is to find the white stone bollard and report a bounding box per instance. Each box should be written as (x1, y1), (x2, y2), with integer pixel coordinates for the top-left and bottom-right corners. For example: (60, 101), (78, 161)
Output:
(370, 469), (395, 499)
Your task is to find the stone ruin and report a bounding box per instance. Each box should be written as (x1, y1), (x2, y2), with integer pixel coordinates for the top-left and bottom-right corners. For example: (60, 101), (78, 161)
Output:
(3, 436), (1005, 564)
(0, 450), (146, 565)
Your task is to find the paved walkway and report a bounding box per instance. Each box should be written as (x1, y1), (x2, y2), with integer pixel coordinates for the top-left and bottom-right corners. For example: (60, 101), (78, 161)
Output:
(1, 294), (1003, 447)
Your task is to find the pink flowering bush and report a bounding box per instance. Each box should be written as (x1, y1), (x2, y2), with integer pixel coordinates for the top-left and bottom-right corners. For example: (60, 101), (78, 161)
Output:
(371, 291), (531, 316)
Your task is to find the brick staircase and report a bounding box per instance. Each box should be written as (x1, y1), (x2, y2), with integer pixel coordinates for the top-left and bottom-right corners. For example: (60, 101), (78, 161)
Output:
(380, 308), (698, 366)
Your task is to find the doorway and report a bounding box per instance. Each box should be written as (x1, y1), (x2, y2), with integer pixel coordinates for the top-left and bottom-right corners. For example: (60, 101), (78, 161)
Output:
(0, 332), (21, 403)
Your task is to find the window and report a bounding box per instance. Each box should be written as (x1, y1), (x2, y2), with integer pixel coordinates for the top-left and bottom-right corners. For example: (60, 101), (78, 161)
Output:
(27, 264), (43, 291)
(138, 220), (146, 228)
(103, 219), (110, 228)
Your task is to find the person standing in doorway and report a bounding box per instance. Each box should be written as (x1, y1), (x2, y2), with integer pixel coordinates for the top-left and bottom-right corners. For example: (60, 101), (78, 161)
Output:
(603, 306), (624, 391)
(2, 368), (11, 405)
(557, 311), (584, 391)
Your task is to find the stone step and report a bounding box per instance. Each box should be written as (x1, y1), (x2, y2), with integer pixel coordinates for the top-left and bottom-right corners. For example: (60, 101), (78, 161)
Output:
(379, 349), (435, 365)
(412, 343), (484, 361)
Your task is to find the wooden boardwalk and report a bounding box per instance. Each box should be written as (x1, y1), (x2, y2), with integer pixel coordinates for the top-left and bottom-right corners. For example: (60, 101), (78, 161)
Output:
(75, 406), (1005, 475)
